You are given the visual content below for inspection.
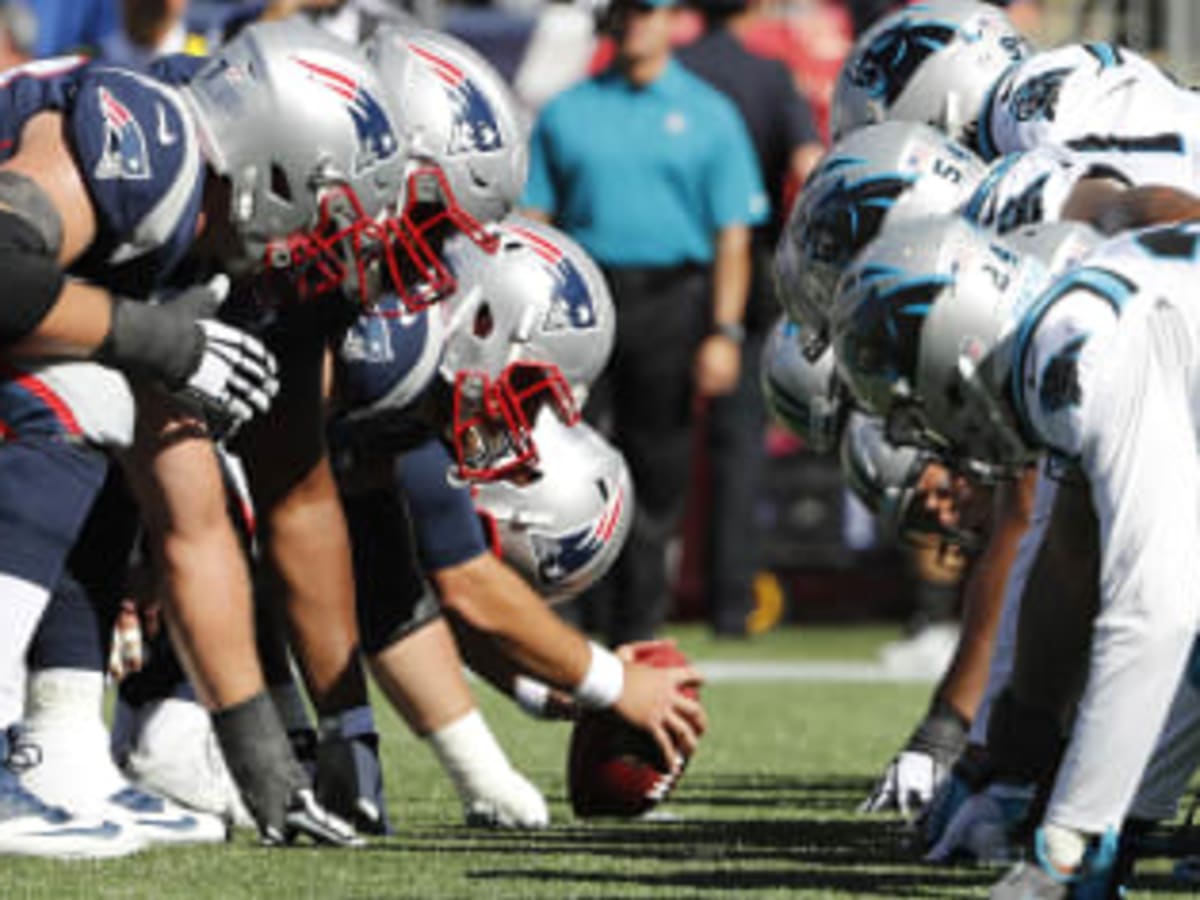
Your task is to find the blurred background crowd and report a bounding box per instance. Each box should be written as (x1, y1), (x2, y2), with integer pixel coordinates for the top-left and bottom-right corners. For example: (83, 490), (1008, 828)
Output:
(3, 0), (1194, 669)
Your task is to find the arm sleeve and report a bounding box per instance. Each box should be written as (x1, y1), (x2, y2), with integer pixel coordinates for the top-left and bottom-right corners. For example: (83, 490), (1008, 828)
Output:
(705, 98), (769, 229)
(520, 105), (559, 215)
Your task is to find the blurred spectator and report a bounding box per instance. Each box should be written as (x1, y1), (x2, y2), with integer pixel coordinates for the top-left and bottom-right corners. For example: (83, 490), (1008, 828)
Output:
(522, 0), (766, 645)
(677, 0), (822, 637)
(0, 0), (35, 68)
(512, 0), (596, 112)
(844, 0), (1042, 36)
(100, 0), (208, 68)
(29, 0), (119, 56)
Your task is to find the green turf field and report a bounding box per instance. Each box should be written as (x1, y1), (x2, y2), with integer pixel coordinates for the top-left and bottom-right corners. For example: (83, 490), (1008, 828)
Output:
(1, 625), (1194, 899)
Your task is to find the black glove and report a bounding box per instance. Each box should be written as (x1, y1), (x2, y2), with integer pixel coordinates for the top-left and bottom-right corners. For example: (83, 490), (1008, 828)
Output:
(212, 692), (362, 847)
(315, 731), (392, 836)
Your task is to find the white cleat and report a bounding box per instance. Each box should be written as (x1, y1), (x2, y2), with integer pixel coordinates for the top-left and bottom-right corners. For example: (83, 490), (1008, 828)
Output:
(462, 769), (550, 830)
(0, 733), (143, 860)
(122, 698), (254, 830)
(103, 785), (228, 846)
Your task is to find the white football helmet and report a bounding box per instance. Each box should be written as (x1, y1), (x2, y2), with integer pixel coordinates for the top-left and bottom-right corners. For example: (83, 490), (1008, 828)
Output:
(760, 315), (847, 454)
(775, 122), (985, 356)
(831, 216), (1049, 473)
(473, 412), (633, 604)
(439, 216), (615, 481)
(840, 411), (929, 537)
(831, 0), (1031, 144)
(182, 19), (407, 298)
(365, 25), (529, 311)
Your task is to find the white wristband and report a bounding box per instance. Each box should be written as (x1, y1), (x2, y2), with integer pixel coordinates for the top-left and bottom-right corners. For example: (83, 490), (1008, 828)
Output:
(573, 642), (625, 710)
(513, 676), (552, 719)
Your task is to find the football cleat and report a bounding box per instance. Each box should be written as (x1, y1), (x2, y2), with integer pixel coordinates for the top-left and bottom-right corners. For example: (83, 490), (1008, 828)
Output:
(103, 785), (228, 846)
(121, 698), (254, 829)
(0, 729), (144, 860)
(990, 827), (1122, 900)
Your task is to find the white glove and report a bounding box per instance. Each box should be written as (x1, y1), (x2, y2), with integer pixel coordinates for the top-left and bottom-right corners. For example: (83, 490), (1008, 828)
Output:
(177, 318), (279, 436)
(861, 749), (945, 818)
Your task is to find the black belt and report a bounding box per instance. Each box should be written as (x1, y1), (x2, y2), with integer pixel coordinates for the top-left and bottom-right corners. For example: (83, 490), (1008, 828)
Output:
(600, 262), (707, 292)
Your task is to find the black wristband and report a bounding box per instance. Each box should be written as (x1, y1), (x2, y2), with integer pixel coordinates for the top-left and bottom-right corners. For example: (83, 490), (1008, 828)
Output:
(906, 697), (970, 765)
(94, 298), (203, 388)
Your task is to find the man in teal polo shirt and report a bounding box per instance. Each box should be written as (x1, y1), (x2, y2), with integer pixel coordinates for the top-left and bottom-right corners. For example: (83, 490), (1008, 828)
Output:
(522, 0), (767, 644)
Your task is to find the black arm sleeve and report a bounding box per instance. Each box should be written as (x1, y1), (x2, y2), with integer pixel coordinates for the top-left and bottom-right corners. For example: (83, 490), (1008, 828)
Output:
(0, 210), (66, 346)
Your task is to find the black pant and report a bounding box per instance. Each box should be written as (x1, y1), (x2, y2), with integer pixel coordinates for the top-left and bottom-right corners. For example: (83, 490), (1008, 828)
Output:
(580, 264), (709, 645)
(705, 331), (766, 634)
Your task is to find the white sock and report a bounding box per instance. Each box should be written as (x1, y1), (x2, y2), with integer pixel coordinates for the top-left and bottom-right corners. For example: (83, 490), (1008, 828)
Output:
(22, 667), (127, 808)
(0, 574), (49, 725)
(1042, 822), (1087, 873)
(425, 709), (513, 799)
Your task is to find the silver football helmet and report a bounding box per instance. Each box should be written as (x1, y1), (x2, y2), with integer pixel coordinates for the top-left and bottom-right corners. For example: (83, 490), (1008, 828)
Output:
(760, 314), (847, 454)
(775, 121), (985, 356)
(831, 0), (1031, 144)
(182, 19), (407, 296)
(831, 215), (1049, 473)
(473, 412), (633, 605)
(840, 411), (929, 536)
(439, 216), (615, 481)
(365, 25), (529, 311)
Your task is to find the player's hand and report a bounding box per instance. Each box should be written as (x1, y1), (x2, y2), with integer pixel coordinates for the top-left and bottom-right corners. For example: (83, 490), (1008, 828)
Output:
(613, 662), (706, 772)
(177, 317), (280, 438)
(270, 787), (365, 848)
(693, 334), (741, 397)
(861, 749), (946, 818)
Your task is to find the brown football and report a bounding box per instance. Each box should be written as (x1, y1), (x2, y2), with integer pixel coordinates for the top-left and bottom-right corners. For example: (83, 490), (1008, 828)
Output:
(567, 644), (699, 817)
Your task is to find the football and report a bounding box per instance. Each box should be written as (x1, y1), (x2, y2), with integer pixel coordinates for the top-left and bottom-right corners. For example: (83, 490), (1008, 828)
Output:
(567, 644), (700, 817)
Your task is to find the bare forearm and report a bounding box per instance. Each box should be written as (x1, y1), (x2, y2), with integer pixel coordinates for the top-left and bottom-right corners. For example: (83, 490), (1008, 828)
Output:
(1063, 180), (1200, 235)
(6, 280), (113, 358)
(711, 224), (751, 327)
(435, 554), (591, 691)
(935, 476), (1036, 720)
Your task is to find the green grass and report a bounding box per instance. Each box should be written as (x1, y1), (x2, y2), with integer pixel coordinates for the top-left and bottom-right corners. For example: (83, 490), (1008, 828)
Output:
(1, 626), (1194, 899)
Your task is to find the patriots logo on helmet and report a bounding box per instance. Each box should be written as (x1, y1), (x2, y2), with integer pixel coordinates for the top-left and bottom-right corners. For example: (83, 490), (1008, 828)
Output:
(533, 483), (624, 585)
(847, 20), (959, 105)
(1038, 332), (1088, 413)
(510, 226), (598, 331)
(804, 171), (917, 265)
(295, 58), (399, 175)
(410, 43), (503, 157)
(842, 268), (952, 383)
(1006, 67), (1072, 123)
(95, 88), (151, 181)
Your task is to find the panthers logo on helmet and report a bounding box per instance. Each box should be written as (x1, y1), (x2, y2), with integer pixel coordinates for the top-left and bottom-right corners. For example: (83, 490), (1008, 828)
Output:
(847, 21), (959, 105)
(1006, 67), (1072, 123)
(1038, 332), (1087, 413)
(295, 57), (400, 175)
(95, 88), (151, 181)
(804, 165), (917, 265)
(410, 43), (503, 156)
(509, 225), (598, 331)
(533, 482), (624, 585)
(841, 267), (952, 383)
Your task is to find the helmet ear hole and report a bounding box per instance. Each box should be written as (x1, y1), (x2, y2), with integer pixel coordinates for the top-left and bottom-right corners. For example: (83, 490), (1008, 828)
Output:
(474, 302), (494, 338)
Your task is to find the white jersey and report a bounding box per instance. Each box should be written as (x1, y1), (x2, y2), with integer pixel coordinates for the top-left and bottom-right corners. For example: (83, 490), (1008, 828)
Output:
(961, 145), (1093, 234)
(977, 43), (1200, 190)
(1010, 221), (1200, 831)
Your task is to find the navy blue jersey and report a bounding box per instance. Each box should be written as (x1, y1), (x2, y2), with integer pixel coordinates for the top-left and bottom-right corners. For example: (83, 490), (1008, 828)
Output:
(0, 55), (206, 298)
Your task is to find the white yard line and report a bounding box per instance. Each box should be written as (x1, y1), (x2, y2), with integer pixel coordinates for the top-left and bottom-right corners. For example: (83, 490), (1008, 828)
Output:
(695, 660), (939, 684)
